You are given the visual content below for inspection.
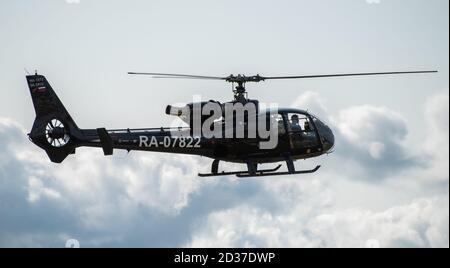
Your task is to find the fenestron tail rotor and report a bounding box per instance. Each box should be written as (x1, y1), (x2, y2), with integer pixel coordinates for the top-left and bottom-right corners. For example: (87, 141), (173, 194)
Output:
(45, 119), (70, 148)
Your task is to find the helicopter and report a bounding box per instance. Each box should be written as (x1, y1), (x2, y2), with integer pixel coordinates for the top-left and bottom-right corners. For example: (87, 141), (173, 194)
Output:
(26, 70), (436, 177)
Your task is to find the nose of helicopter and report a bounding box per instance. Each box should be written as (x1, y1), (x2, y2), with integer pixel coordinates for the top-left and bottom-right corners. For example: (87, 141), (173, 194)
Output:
(321, 126), (335, 152)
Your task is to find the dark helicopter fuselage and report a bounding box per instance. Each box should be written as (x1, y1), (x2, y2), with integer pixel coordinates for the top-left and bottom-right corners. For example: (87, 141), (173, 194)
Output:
(75, 108), (335, 164)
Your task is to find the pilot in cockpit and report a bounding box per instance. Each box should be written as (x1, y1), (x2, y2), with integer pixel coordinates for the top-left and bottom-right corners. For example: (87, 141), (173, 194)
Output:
(304, 121), (311, 132)
(290, 115), (302, 132)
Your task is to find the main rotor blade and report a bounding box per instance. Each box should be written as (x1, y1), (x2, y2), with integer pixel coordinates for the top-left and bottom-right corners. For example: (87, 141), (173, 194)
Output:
(152, 76), (223, 80)
(128, 72), (225, 80)
(262, 71), (438, 80)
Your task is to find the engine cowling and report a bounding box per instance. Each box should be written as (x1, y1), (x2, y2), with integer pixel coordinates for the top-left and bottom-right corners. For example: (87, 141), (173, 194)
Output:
(165, 99), (260, 129)
(166, 101), (223, 127)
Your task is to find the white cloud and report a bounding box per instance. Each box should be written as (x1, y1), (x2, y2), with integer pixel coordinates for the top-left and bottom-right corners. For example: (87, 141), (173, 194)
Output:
(292, 91), (328, 120)
(334, 105), (407, 143)
(368, 141), (386, 159)
(309, 197), (449, 248)
(292, 91), (420, 179)
(27, 176), (62, 203)
(332, 105), (409, 160)
(421, 92), (449, 181)
(188, 164), (447, 249)
(187, 194), (448, 248)
(65, 0), (80, 4)
(21, 150), (208, 228)
(293, 90), (449, 182)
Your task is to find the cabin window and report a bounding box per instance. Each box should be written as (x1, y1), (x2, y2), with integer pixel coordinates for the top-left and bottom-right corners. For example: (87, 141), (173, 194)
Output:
(287, 113), (319, 148)
(287, 113), (315, 133)
(270, 114), (286, 135)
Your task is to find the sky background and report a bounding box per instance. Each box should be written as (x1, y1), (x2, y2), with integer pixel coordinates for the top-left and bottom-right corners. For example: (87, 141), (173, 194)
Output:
(0, 0), (448, 247)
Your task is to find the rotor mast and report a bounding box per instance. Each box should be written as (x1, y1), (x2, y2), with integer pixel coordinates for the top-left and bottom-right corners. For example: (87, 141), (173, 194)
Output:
(233, 81), (247, 102)
(226, 74), (265, 102)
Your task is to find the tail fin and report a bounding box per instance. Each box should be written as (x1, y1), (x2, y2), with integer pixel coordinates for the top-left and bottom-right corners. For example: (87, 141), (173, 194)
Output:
(26, 75), (79, 163)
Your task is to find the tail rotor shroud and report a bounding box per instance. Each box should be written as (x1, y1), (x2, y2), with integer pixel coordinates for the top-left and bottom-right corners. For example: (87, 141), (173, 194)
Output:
(45, 119), (70, 148)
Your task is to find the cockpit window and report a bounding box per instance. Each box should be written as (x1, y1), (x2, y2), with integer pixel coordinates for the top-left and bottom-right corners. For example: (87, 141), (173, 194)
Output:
(310, 114), (326, 127)
(272, 114), (286, 135)
(287, 113), (315, 133)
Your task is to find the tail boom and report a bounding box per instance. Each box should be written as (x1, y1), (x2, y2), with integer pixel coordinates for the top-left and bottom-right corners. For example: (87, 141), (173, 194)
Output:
(26, 75), (210, 163)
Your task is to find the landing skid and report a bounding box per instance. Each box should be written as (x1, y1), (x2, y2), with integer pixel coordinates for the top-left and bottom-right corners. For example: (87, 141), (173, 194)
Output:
(198, 156), (322, 178)
(236, 165), (321, 178)
(198, 165), (282, 178)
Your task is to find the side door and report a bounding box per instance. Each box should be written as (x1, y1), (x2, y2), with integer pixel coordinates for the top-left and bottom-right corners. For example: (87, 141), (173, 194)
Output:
(285, 113), (320, 154)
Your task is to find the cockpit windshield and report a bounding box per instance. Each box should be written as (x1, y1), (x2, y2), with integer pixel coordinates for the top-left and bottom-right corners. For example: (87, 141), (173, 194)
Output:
(309, 113), (328, 129)
(309, 113), (335, 151)
(287, 113), (315, 133)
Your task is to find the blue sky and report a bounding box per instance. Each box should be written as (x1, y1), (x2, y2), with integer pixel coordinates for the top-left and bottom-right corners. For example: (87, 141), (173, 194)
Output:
(0, 0), (448, 247)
